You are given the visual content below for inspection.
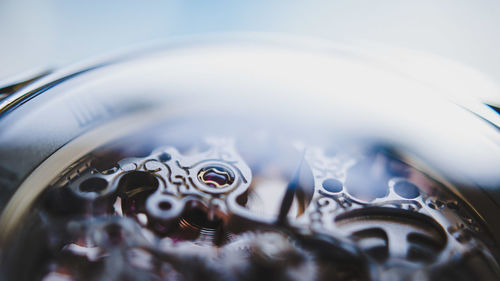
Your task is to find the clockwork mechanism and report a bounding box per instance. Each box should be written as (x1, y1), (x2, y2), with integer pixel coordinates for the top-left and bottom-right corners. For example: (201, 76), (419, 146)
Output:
(1, 38), (500, 281)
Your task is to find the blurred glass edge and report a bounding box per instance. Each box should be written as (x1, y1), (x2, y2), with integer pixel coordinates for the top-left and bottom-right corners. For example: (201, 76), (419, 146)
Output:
(0, 34), (499, 240)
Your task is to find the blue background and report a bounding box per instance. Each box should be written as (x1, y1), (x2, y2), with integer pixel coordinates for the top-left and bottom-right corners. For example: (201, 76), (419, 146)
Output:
(1, 0), (499, 86)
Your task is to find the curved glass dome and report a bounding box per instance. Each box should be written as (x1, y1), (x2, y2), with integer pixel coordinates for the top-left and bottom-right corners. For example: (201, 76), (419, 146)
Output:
(0, 37), (500, 281)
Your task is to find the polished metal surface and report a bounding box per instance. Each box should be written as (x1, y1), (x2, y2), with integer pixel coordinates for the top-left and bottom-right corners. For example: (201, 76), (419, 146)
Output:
(1, 38), (500, 281)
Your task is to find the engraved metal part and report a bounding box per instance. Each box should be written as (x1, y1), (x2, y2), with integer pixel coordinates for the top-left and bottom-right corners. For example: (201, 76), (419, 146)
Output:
(1, 39), (500, 281)
(2, 135), (496, 281)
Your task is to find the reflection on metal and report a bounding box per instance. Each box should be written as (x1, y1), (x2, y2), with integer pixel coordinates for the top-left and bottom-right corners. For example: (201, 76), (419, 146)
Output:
(0, 69), (51, 101)
(1, 38), (500, 281)
(2, 134), (498, 280)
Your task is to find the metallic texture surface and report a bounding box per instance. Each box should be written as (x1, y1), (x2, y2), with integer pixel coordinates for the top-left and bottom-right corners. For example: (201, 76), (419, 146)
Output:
(1, 38), (500, 281)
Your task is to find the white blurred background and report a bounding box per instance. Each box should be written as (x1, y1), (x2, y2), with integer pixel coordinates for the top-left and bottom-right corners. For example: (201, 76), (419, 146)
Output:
(0, 0), (499, 89)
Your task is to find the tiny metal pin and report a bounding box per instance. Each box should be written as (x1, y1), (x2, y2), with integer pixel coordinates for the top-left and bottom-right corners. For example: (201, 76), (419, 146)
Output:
(276, 150), (306, 225)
